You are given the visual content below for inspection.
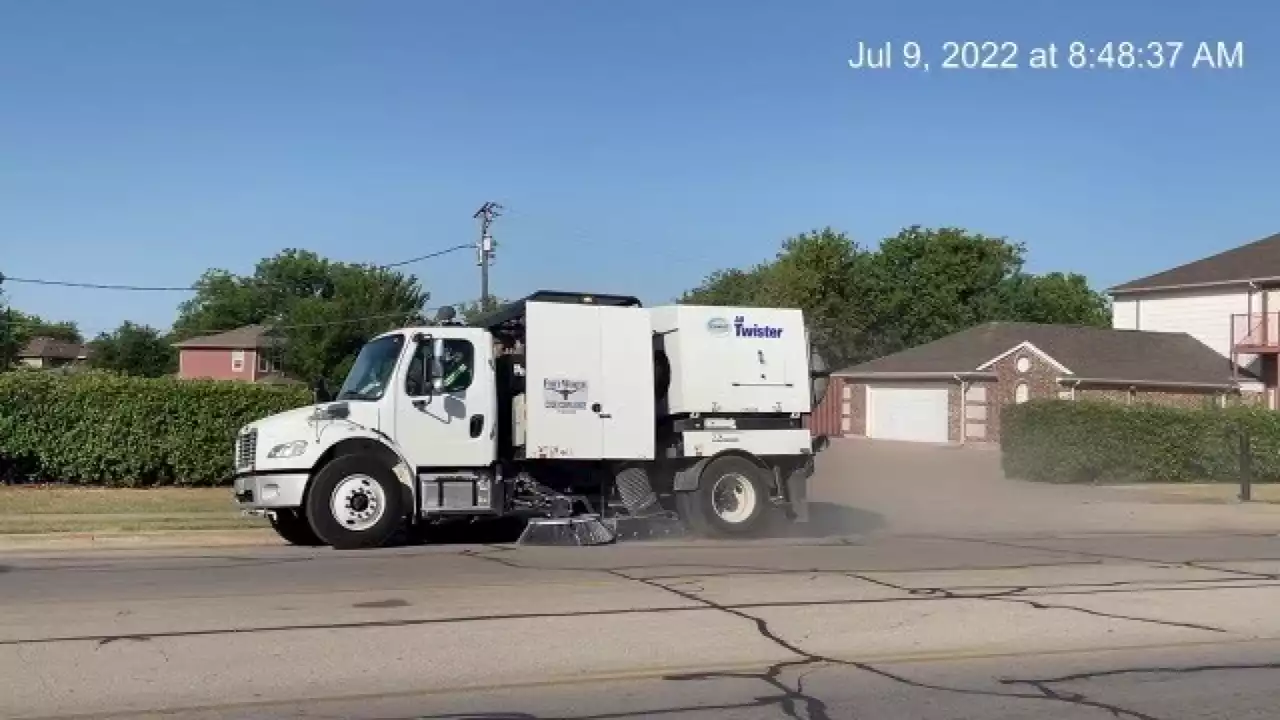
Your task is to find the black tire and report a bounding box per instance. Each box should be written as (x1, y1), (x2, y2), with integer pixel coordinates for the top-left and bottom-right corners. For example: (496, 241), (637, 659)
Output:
(306, 454), (407, 550)
(268, 509), (323, 546)
(678, 455), (771, 537)
(675, 490), (712, 536)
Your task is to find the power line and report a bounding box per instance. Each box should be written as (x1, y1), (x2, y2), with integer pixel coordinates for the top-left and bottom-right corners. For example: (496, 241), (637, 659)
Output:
(377, 244), (473, 269)
(0, 243), (476, 293)
(0, 276), (194, 292)
(263, 303), (471, 331)
(0, 299), (484, 337)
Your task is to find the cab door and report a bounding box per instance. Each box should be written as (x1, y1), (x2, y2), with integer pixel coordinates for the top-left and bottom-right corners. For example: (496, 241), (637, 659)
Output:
(393, 328), (497, 469)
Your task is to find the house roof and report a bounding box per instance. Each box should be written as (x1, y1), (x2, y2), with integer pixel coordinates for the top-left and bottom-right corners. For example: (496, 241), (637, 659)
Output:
(1110, 232), (1280, 294)
(836, 322), (1246, 387)
(18, 337), (87, 360)
(172, 324), (282, 350)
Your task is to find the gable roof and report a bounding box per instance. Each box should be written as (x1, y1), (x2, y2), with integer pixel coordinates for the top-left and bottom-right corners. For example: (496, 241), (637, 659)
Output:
(18, 337), (87, 360)
(1110, 232), (1280, 294)
(172, 324), (282, 350)
(837, 322), (1245, 386)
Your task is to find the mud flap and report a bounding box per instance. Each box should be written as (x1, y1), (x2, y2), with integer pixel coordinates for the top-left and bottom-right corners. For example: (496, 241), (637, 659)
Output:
(785, 458), (813, 523)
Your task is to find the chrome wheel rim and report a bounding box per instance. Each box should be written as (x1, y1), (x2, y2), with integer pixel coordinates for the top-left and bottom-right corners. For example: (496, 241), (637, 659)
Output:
(330, 474), (386, 532)
(711, 472), (757, 524)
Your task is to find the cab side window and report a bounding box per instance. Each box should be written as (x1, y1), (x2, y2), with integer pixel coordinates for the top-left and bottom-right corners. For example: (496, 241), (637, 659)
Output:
(403, 339), (474, 396)
(440, 340), (474, 393)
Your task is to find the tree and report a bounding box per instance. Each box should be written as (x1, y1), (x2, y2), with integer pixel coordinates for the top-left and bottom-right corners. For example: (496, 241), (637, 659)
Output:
(682, 225), (1112, 366)
(681, 267), (769, 307)
(10, 312), (81, 344)
(681, 228), (872, 365)
(172, 249), (430, 383)
(87, 322), (178, 378)
(999, 271), (1111, 327)
(857, 226), (1028, 358)
(456, 297), (510, 325)
(0, 287), (19, 371)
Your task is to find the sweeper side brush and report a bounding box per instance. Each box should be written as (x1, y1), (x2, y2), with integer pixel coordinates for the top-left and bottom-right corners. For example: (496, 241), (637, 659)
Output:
(516, 514), (617, 546)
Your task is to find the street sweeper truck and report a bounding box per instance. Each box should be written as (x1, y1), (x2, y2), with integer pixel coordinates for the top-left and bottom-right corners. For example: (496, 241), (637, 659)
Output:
(231, 291), (831, 549)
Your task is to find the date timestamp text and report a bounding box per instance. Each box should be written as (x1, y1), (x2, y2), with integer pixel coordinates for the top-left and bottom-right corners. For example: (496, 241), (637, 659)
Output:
(847, 40), (1245, 71)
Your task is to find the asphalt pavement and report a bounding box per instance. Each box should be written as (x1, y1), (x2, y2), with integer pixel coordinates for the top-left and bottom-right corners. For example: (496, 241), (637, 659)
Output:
(6, 530), (1280, 719)
(8, 440), (1280, 719)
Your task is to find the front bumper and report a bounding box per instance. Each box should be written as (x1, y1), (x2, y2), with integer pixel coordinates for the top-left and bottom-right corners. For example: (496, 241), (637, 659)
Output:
(233, 471), (310, 509)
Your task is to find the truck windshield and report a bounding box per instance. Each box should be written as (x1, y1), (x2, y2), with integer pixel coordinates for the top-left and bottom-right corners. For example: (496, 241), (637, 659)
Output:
(336, 333), (405, 401)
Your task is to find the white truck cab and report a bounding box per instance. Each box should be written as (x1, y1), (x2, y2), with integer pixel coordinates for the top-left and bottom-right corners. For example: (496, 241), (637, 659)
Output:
(234, 291), (829, 549)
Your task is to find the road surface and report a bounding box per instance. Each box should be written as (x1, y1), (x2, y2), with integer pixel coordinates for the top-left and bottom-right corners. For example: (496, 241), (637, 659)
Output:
(6, 529), (1280, 719)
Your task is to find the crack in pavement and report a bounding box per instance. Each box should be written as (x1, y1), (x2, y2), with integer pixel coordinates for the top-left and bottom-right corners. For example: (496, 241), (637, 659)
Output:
(1005, 659), (1280, 685)
(846, 572), (1229, 634)
(460, 548), (1188, 720)
(940, 536), (1280, 583)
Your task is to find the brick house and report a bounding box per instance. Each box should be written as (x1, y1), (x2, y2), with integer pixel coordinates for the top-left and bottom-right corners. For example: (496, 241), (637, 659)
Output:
(814, 322), (1244, 444)
(1110, 231), (1280, 408)
(16, 337), (89, 369)
(173, 325), (290, 382)
(807, 231), (1280, 443)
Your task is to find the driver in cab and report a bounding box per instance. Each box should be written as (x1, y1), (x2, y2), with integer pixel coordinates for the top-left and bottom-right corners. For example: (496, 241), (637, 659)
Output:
(406, 341), (471, 396)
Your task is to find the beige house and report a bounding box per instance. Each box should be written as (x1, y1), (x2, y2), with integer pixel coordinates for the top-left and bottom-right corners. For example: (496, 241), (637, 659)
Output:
(16, 337), (89, 369)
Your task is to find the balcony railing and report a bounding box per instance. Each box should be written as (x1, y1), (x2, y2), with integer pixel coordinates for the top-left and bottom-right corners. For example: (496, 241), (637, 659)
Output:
(1232, 312), (1280, 352)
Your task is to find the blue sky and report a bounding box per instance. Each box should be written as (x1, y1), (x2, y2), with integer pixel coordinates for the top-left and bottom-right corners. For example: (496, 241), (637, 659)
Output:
(0, 1), (1273, 337)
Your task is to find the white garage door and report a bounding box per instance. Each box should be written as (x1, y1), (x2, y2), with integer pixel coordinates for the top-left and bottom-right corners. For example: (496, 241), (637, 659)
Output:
(867, 386), (949, 443)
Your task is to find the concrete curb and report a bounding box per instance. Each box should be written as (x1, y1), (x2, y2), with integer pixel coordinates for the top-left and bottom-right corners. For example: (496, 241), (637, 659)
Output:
(0, 528), (281, 552)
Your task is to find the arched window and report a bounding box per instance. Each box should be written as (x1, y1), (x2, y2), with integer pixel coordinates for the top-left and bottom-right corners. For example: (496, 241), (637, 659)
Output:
(1015, 382), (1030, 404)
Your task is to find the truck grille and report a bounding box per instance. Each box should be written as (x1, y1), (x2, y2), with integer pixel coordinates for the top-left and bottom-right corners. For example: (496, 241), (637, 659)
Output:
(235, 429), (258, 471)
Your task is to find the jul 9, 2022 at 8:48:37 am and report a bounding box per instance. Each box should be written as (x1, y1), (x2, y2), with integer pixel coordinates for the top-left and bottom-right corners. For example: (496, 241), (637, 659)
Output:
(847, 40), (1245, 72)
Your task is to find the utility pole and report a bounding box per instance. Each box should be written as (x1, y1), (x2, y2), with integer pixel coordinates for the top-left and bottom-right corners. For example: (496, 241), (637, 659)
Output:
(0, 273), (11, 371)
(473, 202), (502, 309)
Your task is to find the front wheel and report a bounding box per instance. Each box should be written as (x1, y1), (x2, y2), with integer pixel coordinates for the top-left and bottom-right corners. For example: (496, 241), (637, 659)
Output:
(306, 454), (407, 550)
(677, 455), (771, 537)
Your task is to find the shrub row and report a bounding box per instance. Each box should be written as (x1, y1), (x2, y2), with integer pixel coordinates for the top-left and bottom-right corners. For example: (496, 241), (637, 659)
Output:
(1001, 400), (1280, 484)
(0, 371), (311, 486)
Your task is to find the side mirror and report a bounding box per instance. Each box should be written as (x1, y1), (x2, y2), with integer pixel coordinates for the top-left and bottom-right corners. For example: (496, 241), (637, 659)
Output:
(312, 377), (332, 403)
(429, 337), (446, 394)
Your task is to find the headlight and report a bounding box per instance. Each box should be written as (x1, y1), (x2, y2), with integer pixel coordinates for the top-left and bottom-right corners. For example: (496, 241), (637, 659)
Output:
(266, 440), (308, 459)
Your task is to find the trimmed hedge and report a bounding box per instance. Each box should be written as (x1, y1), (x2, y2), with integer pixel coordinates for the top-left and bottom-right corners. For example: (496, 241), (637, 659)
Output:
(0, 371), (311, 486)
(1001, 400), (1280, 484)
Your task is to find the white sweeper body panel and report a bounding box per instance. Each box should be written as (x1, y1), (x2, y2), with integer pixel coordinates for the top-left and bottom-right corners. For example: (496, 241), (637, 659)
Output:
(648, 304), (811, 417)
(522, 301), (656, 461)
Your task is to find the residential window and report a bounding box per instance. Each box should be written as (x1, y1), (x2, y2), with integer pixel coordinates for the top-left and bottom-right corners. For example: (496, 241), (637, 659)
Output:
(1015, 356), (1031, 373)
(257, 353), (276, 374)
(231, 349), (245, 372)
(1014, 382), (1029, 404)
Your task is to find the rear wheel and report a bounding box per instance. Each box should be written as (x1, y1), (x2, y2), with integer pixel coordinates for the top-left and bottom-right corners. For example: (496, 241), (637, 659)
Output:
(677, 455), (771, 536)
(306, 454), (407, 550)
(268, 509), (323, 546)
